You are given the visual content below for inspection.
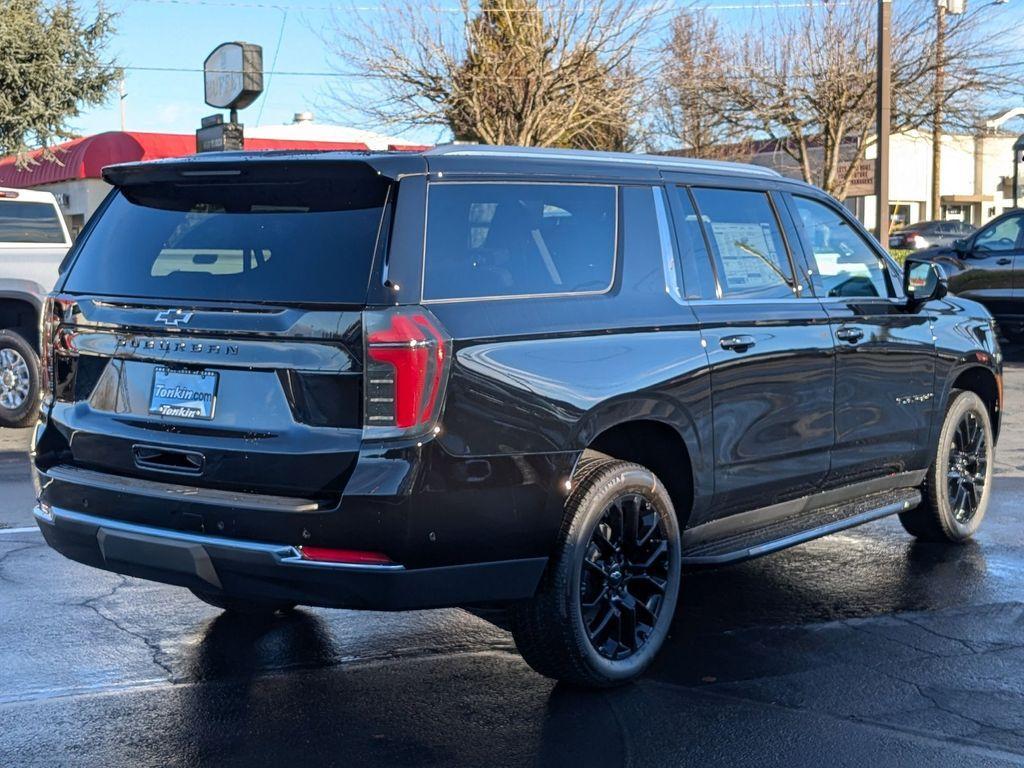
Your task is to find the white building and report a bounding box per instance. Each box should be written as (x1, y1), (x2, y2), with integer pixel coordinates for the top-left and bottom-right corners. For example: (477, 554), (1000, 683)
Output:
(747, 108), (1024, 232)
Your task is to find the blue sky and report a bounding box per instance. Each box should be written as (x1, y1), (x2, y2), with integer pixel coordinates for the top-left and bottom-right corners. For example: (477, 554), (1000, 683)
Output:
(75, 0), (431, 140)
(74, 0), (1024, 144)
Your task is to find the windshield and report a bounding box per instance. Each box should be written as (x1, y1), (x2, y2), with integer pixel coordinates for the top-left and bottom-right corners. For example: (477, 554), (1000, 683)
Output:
(64, 173), (389, 305)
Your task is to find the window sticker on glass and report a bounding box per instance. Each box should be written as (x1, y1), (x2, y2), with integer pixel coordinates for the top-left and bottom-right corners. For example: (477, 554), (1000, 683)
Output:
(709, 222), (784, 289)
(690, 188), (794, 299)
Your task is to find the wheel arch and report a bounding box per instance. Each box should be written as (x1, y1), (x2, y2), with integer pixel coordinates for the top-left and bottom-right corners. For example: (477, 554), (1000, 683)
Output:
(572, 400), (709, 528)
(948, 364), (1001, 443)
(0, 292), (42, 352)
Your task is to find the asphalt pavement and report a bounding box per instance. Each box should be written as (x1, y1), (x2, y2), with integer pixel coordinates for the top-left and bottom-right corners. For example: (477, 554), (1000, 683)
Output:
(4, 352), (1024, 767)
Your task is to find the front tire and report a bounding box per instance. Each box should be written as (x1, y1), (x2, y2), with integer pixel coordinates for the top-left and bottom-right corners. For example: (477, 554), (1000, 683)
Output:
(899, 389), (993, 543)
(510, 457), (682, 688)
(0, 330), (39, 428)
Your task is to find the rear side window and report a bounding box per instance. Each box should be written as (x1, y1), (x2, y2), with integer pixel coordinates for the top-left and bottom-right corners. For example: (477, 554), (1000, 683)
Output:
(690, 188), (795, 299)
(0, 201), (66, 244)
(423, 183), (616, 301)
(64, 174), (389, 304)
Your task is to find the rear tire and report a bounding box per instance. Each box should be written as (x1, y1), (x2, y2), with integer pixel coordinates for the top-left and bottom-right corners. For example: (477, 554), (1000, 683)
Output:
(0, 330), (39, 428)
(509, 457), (681, 688)
(899, 390), (993, 543)
(190, 589), (296, 616)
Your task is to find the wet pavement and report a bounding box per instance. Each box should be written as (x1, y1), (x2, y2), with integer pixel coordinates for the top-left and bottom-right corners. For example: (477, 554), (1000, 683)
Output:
(3, 353), (1024, 766)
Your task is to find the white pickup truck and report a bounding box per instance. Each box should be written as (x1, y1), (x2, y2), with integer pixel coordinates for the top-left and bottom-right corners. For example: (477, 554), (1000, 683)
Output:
(0, 187), (70, 427)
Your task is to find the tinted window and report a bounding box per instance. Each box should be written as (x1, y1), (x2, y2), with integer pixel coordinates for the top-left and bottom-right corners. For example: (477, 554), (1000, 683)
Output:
(423, 183), (615, 301)
(793, 196), (891, 298)
(974, 214), (1024, 253)
(690, 188), (794, 299)
(670, 187), (716, 299)
(0, 201), (65, 244)
(65, 177), (388, 304)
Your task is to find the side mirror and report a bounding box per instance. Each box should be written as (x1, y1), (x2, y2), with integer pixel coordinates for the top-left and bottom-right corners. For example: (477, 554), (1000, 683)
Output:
(903, 257), (948, 308)
(951, 238), (971, 254)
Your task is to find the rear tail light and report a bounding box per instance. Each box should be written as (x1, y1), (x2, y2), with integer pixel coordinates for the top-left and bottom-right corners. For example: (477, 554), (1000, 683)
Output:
(363, 307), (451, 438)
(298, 546), (395, 565)
(39, 294), (76, 398)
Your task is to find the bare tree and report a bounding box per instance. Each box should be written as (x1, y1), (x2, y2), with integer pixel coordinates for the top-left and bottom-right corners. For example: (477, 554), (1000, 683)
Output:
(652, 11), (752, 161)
(322, 0), (655, 150)
(657, 1), (1021, 199)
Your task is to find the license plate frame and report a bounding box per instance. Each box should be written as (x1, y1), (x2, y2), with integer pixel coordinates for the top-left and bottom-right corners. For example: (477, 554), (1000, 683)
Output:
(149, 367), (219, 421)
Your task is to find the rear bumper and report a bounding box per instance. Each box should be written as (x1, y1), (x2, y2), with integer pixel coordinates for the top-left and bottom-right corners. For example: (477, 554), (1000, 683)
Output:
(34, 504), (547, 610)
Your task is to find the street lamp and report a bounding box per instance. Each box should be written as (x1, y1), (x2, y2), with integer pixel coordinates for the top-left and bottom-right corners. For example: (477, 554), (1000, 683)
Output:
(931, 0), (964, 222)
(876, 0), (891, 240)
(932, 0), (1009, 221)
(1013, 134), (1024, 208)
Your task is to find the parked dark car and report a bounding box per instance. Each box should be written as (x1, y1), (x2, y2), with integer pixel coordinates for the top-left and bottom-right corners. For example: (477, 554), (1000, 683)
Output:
(912, 207), (1024, 338)
(889, 219), (975, 251)
(32, 146), (1002, 687)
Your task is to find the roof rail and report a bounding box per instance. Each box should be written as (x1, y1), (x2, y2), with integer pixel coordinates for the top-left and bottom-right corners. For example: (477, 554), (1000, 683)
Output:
(426, 144), (782, 178)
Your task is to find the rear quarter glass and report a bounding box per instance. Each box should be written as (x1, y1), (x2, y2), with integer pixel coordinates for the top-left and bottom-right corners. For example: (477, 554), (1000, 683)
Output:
(422, 182), (617, 302)
(64, 176), (390, 305)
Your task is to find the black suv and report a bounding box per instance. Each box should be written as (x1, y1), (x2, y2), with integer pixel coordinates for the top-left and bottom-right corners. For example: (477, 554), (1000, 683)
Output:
(33, 146), (1002, 687)
(912, 207), (1024, 339)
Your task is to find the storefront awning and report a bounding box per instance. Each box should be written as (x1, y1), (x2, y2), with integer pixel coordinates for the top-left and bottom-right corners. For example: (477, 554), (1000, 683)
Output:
(0, 131), (371, 188)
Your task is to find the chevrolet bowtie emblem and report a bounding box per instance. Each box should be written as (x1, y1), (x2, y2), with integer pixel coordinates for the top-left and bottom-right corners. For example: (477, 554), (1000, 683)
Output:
(154, 309), (194, 326)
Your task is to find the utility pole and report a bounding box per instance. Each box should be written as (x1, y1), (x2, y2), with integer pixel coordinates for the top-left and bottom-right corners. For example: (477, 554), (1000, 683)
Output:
(931, 1), (945, 221)
(876, 0), (891, 240)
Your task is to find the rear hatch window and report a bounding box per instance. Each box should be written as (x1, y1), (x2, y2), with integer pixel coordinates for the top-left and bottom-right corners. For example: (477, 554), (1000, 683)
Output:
(65, 171), (389, 305)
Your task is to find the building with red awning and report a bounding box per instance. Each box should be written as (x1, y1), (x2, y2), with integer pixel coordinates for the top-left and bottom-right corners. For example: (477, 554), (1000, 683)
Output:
(0, 116), (425, 238)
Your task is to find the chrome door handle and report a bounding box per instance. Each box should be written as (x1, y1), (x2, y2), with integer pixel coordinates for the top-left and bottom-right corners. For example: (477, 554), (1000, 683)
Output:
(720, 335), (756, 352)
(836, 327), (864, 343)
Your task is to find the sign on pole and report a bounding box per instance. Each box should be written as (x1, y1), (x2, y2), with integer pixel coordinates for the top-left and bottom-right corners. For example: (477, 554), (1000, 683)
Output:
(204, 42), (263, 111)
(197, 42), (263, 153)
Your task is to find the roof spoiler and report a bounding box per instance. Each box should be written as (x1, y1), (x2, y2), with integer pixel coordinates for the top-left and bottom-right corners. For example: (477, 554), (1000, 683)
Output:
(102, 152), (426, 187)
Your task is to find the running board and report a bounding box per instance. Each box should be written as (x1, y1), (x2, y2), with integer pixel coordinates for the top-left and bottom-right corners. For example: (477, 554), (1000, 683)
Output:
(680, 487), (921, 566)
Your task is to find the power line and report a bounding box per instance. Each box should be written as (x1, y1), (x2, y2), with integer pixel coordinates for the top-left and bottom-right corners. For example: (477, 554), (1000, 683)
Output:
(257, 6), (289, 123)
(126, 0), (848, 12)
(120, 61), (1024, 83)
(122, 65), (350, 76)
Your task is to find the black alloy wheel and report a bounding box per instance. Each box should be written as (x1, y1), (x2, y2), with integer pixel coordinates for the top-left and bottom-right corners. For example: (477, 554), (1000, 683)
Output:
(509, 455), (682, 688)
(899, 389), (993, 543)
(947, 409), (988, 524)
(580, 493), (670, 660)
